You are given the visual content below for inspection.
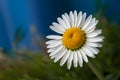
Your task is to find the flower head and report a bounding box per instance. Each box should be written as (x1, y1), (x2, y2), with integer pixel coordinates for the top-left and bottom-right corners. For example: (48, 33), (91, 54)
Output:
(46, 11), (104, 69)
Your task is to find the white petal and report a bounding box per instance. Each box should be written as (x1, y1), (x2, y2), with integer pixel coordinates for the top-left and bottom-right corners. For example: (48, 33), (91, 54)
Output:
(50, 46), (65, 59)
(67, 61), (72, 70)
(80, 49), (88, 62)
(67, 51), (73, 69)
(47, 47), (57, 53)
(85, 46), (99, 55)
(86, 29), (102, 37)
(85, 42), (102, 47)
(87, 26), (96, 33)
(47, 49), (54, 53)
(52, 22), (65, 32)
(86, 20), (98, 33)
(54, 48), (67, 62)
(87, 36), (104, 42)
(62, 15), (70, 28)
(93, 47), (100, 54)
(74, 10), (77, 26)
(69, 11), (74, 27)
(47, 40), (62, 48)
(77, 50), (83, 67)
(50, 26), (63, 34)
(86, 18), (97, 31)
(77, 11), (82, 27)
(60, 50), (70, 66)
(57, 17), (67, 29)
(51, 46), (65, 59)
(82, 46), (95, 58)
(73, 51), (78, 67)
(82, 15), (92, 30)
(49, 45), (63, 56)
(79, 13), (86, 27)
(46, 35), (62, 40)
(65, 13), (70, 22)
(86, 18), (96, 29)
(46, 40), (59, 45)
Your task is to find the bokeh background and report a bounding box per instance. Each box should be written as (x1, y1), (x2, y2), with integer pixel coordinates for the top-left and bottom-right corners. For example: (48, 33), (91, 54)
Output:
(0, 0), (120, 80)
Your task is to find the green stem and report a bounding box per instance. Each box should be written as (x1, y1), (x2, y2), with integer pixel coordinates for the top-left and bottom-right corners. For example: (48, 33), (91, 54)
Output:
(87, 61), (105, 80)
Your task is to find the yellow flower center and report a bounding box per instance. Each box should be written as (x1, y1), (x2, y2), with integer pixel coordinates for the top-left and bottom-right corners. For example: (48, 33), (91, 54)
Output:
(62, 27), (85, 50)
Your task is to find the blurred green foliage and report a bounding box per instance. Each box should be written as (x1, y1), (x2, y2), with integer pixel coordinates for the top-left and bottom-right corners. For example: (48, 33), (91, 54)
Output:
(0, 53), (104, 80)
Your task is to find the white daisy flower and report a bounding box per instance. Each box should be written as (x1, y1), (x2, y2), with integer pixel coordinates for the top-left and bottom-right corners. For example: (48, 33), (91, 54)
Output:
(46, 11), (104, 70)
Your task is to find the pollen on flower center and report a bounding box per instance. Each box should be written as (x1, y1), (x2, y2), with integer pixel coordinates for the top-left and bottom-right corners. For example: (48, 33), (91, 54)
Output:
(62, 27), (85, 50)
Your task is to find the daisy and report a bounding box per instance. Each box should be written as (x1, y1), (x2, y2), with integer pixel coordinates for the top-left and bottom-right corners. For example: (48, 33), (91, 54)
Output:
(46, 11), (104, 69)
